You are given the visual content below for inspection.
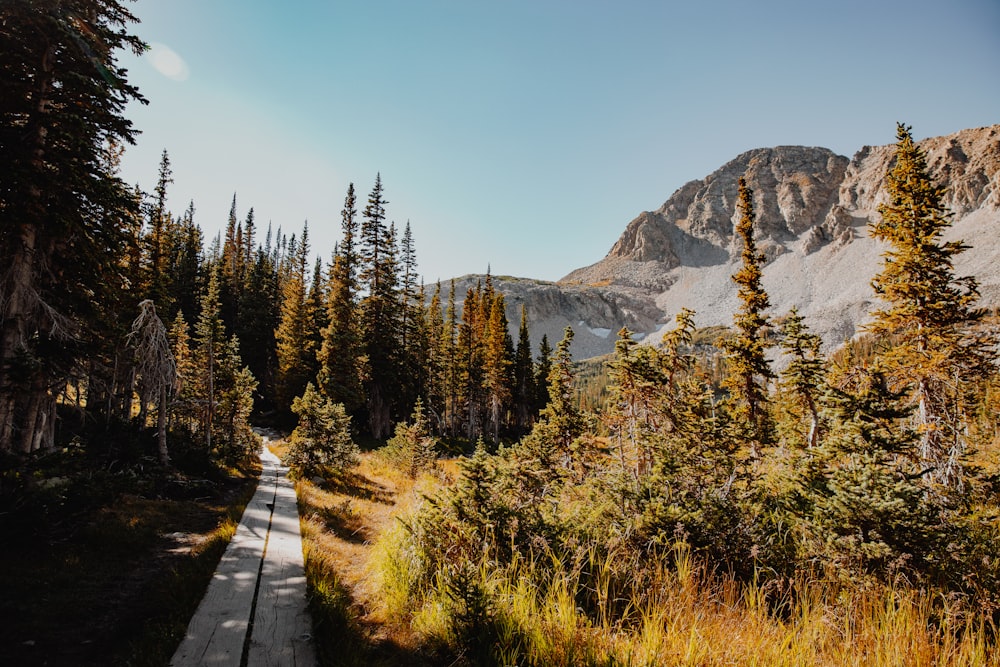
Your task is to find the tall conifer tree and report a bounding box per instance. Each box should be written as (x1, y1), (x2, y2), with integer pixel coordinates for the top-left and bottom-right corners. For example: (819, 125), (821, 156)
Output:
(0, 0), (145, 451)
(144, 150), (174, 311)
(721, 177), (775, 458)
(275, 224), (317, 413)
(358, 175), (400, 438)
(867, 123), (993, 489)
(318, 183), (363, 414)
(513, 305), (535, 431)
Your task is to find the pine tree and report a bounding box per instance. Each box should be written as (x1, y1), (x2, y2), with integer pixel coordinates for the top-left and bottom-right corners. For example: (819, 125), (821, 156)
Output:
(275, 223), (318, 414)
(219, 194), (244, 331)
(305, 256), (325, 374)
(517, 326), (586, 485)
(424, 281), (447, 433)
(634, 310), (745, 562)
(0, 0), (145, 451)
(168, 202), (203, 324)
(533, 334), (553, 415)
(778, 308), (825, 449)
(194, 265), (226, 452)
(318, 184), (363, 415)
(239, 242), (280, 411)
(397, 221), (426, 412)
(809, 365), (942, 582)
(483, 292), (512, 443)
(512, 305), (536, 432)
(458, 285), (484, 440)
(721, 177), (775, 459)
(169, 310), (200, 435)
(442, 279), (460, 437)
(213, 334), (258, 464)
(383, 397), (438, 478)
(144, 149), (174, 311)
(358, 175), (401, 438)
(286, 382), (358, 476)
(866, 123), (994, 489)
(606, 327), (664, 479)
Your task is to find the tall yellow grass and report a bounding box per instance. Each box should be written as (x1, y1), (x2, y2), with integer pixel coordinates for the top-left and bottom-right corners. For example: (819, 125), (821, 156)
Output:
(373, 532), (999, 667)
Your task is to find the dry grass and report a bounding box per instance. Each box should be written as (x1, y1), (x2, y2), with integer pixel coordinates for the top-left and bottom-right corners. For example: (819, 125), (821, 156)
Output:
(298, 449), (999, 666)
(417, 550), (1000, 667)
(292, 449), (449, 666)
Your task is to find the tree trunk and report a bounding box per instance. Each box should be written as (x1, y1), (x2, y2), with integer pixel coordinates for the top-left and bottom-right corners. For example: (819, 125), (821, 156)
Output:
(157, 384), (169, 466)
(0, 224), (39, 452)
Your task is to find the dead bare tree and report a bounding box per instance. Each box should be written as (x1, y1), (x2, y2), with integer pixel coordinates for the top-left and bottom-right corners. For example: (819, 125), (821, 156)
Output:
(128, 300), (177, 465)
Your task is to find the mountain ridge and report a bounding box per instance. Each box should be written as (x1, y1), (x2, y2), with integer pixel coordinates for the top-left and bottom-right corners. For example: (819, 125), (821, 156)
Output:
(459, 125), (1000, 360)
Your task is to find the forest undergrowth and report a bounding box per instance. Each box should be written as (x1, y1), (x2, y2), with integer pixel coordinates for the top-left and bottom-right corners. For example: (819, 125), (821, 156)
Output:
(293, 444), (999, 667)
(0, 435), (260, 667)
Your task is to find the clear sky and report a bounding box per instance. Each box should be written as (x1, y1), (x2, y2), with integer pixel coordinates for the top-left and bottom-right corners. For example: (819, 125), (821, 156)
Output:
(118, 0), (1000, 284)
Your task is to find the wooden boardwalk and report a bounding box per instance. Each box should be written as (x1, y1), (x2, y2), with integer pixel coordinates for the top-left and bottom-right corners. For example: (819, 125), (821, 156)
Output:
(171, 448), (316, 666)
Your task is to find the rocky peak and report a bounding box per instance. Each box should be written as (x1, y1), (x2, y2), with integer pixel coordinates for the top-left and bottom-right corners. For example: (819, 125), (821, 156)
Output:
(470, 126), (1000, 361)
(564, 127), (999, 290)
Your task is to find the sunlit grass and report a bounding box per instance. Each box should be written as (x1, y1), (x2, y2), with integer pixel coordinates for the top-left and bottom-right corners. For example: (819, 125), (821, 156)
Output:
(372, 528), (1000, 667)
(294, 449), (446, 666)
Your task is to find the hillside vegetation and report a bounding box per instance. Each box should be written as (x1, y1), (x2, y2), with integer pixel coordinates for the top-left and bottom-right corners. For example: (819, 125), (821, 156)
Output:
(290, 125), (1000, 665)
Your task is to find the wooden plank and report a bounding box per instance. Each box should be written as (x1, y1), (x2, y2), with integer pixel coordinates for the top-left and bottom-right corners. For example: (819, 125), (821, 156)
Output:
(247, 459), (316, 666)
(170, 457), (278, 666)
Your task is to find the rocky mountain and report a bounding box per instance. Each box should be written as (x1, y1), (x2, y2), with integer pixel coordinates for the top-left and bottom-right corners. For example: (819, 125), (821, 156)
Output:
(475, 125), (1000, 360)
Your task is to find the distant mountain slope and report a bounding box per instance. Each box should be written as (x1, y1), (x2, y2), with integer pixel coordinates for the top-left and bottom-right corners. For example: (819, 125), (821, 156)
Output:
(476, 125), (1000, 359)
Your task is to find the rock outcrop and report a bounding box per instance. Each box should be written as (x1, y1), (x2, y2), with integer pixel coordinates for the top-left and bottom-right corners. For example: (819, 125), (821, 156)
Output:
(474, 125), (1000, 359)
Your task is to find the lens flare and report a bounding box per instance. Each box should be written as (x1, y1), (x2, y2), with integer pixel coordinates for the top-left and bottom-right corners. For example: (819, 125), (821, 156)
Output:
(148, 42), (189, 82)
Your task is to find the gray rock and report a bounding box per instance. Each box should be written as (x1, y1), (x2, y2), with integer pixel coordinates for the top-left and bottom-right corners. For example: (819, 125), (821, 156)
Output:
(446, 125), (1000, 360)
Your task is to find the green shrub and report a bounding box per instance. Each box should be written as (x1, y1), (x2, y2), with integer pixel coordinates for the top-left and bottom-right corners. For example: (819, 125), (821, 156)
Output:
(284, 383), (359, 477)
(380, 398), (438, 478)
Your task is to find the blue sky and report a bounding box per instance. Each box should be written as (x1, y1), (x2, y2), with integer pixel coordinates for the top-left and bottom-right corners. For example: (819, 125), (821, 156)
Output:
(118, 0), (1000, 283)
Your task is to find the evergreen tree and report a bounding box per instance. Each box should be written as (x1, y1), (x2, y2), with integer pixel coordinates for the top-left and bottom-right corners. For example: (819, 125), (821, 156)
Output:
(358, 175), (401, 438)
(512, 305), (536, 432)
(239, 242), (280, 411)
(127, 300), (177, 465)
(866, 123), (994, 489)
(168, 310), (200, 436)
(168, 202), (203, 324)
(219, 194), (244, 331)
(533, 334), (553, 415)
(483, 292), (513, 443)
(382, 397), (438, 478)
(212, 334), (258, 464)
(398, 221), (426, 412)
(442, 279), (460, 437)
(275, 223), (318, 414)
(0, 0), (145, 451)
(517, 326), (586, 486)
(809, 365), (943, 582)
(721, 177), (775, 459)
(286, 383), (358, 476)
(605, 327), (665, 479)
(194, 265), (226, 452)
(424, 281), (447, 433)
(458, 285), (484, 440)
(778, 308), (826, 449)
(143, 149), (174, 311)
(318, 184), (363, 415)
(305, 256), (325, 373)
(633, 310), (746, 563)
